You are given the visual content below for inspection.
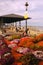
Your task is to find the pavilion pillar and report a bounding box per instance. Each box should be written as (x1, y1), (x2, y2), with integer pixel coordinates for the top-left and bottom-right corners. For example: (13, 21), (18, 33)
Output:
(19, 21), (21, 29)
(15, 22), (17, 31)
(0, 18), (5, 28)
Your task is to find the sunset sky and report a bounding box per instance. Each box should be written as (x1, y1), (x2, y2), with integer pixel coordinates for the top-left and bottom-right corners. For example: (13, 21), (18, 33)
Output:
(0, 0), (43, 26)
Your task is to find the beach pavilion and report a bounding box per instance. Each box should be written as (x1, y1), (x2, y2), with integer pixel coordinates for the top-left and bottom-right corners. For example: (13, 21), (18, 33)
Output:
(0, 13), (31, 32)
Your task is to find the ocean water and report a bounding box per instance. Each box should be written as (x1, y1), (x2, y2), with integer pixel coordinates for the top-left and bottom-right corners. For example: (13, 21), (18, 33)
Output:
(23, 26), (43, 31)
(32, 26), (43, 31)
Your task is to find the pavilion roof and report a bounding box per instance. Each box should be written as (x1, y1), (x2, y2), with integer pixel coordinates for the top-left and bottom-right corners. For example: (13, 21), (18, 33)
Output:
(0, 14), (31, 23)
